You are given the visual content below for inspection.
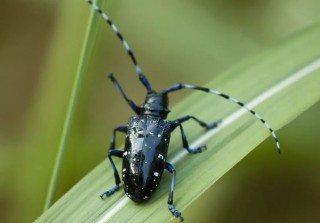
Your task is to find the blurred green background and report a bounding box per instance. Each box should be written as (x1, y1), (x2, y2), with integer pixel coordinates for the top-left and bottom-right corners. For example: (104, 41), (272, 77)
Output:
(1, 0), (320, 222)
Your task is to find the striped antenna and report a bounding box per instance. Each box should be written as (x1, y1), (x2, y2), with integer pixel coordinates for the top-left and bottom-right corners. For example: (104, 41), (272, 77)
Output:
(161, 84), (281, 153)
(86, 0), (152, 92)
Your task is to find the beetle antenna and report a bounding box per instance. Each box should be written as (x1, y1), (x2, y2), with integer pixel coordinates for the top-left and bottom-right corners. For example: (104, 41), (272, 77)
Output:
(161, 84), (280, 153)
(86, 0), (153, 92)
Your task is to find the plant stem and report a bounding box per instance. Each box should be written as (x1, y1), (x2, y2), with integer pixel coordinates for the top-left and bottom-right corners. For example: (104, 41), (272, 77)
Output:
(43, 0), (104, 211)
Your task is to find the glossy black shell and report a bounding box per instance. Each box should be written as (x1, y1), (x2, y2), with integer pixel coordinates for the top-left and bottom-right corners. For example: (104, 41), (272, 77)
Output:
(122, 115), (171, 202)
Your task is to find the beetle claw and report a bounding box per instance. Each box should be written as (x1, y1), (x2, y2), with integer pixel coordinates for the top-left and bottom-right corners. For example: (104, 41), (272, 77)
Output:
(100, 185), (120, 199)
(187, 144), (207, 153)
(207, 119), (222, 129)
(168, 204), (184, 222)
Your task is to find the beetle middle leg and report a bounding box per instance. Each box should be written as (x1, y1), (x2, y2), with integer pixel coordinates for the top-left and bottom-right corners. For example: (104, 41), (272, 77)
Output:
(172, 115), (221, 153)
(100, 125), (127, 199)
(166, 162), (184, 222)
(173, 115), (221, 130)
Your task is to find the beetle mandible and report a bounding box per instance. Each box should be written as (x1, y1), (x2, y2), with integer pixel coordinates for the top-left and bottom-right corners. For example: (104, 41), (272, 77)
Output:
(86, 1), (280, 221)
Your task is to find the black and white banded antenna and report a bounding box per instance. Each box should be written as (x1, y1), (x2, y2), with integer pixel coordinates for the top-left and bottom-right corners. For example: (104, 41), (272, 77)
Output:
(86, 0), (153, 92)
(161, 84), (281, 153)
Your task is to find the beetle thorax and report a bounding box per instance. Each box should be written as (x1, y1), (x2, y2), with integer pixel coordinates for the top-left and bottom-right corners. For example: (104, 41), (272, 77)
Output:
(141, 92), (170, 118)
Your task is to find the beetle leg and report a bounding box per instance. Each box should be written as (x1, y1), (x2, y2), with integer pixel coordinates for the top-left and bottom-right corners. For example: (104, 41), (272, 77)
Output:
(100, 149), (124, 199)
(172, 115), (221, 130)
(100, 126), (127, 199)
(109, 125), (128, 150)
(171, 116), (221, 153)
(166, 162), (184, 222)
(173, 124), (206, 153)
(108, 73), (141, 114)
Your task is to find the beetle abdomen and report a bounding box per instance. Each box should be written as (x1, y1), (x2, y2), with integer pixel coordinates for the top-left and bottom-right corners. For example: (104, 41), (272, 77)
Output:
(122, 115), (171, 201)
(122, 154), (164, 202)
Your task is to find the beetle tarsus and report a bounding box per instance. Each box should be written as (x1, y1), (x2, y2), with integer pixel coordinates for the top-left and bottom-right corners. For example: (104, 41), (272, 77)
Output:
(187, 144), (207, 154)
(168, 204), (184, 222)
(100, 185), (120, 199)
(207, 119), (222, 129)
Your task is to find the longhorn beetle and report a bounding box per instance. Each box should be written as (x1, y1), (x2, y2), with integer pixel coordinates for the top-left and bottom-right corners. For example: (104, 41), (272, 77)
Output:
(86, 1), (280, 221)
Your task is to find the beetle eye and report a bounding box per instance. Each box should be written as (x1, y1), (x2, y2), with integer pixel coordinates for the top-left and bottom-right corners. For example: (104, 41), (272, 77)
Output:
(133, 127), (144, 138)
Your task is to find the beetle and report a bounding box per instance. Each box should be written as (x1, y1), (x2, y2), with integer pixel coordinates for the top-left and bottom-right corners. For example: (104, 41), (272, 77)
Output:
(86, 1), (280, 221)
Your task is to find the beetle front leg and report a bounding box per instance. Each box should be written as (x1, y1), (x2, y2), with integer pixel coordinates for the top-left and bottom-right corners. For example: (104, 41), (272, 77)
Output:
(108, 74), (141, 114)
(166, 162), (184, 222)
(100, 125), (127, 199)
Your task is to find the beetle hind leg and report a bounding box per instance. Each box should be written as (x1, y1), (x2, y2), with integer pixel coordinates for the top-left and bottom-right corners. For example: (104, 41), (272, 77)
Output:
(166, 162), (184, 222)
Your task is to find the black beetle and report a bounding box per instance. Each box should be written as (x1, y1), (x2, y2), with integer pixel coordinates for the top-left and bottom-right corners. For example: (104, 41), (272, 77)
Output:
(86, 1), (280, 221)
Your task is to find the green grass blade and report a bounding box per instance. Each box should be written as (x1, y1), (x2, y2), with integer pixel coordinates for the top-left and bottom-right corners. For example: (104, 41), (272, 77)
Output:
(37, 23), (320, 222)
(43, 0), (105, 211)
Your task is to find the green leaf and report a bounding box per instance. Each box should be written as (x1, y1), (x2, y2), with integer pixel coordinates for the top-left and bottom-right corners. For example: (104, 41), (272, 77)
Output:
(43, 0), (106, 211)
(36, 23), (320, 222)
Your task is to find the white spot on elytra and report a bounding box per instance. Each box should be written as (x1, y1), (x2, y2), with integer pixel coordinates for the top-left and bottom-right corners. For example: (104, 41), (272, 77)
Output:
(158, 154), (164, 159)
(154, 172), (159, 177)
(123, 168), (126, 172)
(123, 151), (127, 156)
